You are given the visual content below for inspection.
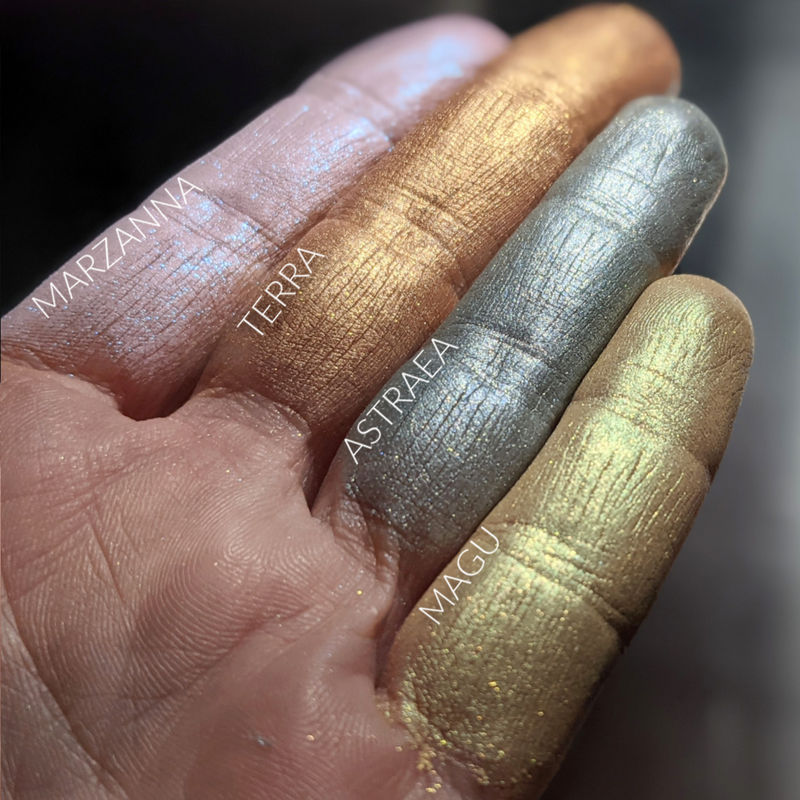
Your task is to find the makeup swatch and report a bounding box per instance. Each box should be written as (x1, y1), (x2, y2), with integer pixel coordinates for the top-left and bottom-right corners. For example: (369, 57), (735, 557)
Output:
(201, 6), (680, 470)
(2, 16), (507, 418)
(321, 97), (727, 614)
(384, 275), (753, 797)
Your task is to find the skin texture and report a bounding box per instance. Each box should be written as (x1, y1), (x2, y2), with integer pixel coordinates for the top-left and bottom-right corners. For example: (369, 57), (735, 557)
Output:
(384, 276), (754, 798)
(316, 97), (727, 624)
(1, 15), (508, 419)
(200, 4), (680, 475)
(1, 10), (750, 800)
(2, 17), (514, 800)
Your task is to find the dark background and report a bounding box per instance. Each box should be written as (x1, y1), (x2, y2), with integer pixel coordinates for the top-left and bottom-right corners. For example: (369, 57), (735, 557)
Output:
(3, 0), (798, 798)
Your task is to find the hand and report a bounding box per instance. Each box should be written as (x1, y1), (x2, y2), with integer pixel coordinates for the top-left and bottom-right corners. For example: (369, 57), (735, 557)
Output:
(1, 7), (751, 800)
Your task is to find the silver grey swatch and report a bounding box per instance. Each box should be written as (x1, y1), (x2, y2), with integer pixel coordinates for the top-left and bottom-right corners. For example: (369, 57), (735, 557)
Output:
(334, 96), (727, 594)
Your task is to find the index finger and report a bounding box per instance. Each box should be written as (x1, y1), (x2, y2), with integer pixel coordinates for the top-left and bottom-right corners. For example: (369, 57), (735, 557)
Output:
(2, 16), (508, 417)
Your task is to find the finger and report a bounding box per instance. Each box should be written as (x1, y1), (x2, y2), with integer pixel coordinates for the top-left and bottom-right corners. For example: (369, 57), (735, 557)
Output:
(198, 5), (680, 464)
(314, 97), (725, 617)
(382, 275), (754, 798)
(1, 16), (507, 418)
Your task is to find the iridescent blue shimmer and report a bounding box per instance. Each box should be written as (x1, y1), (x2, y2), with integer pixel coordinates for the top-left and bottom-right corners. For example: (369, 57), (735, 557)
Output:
(391, 35), (473, 107)
(339, 97), (728, 593)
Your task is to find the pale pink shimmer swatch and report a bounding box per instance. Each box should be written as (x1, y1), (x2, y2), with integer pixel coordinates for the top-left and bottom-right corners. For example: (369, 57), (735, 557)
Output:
(3, 16), (507, 418)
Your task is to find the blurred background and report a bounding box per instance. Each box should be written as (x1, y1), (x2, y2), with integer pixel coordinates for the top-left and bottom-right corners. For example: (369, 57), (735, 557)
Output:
(2, 0), (798, 797)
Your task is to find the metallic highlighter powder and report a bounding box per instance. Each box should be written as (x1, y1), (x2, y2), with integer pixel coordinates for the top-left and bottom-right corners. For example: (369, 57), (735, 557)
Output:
(1, 17), (507, 419)
(202, 6), (680, 463)
(337, 97), (727, 608)
(384, 276), (753, 797)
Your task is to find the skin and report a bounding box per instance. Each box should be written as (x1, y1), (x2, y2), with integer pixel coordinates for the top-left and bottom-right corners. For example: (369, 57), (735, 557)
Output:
(1, 8), (751, 800)
(2, 16), (510, 800)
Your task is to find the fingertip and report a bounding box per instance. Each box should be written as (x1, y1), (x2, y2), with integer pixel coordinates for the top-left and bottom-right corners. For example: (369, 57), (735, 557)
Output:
(606, 2), (682, 82)
(512, 3), (681, 97)
(642, 276), (756, 467)
(635, 274), (755, 391)
(414, 14), (510, 56)
(545, 95), (728, 271)
(614, 3), (683, 95)
(321, 14), (510, 73)
(660, 274), (755, 357)
(576, 273), (754, 475)
(309, 15), (509, 119)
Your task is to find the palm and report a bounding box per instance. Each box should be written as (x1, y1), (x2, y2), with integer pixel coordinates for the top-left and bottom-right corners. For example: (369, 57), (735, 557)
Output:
(2, 361), (413, 800)
(4, 12), (752, 800)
